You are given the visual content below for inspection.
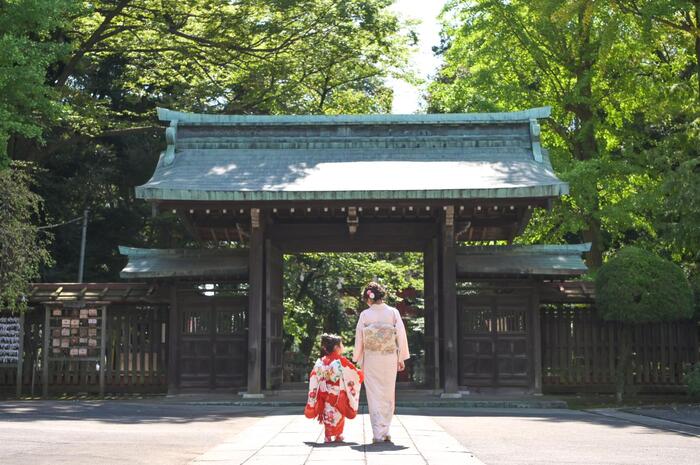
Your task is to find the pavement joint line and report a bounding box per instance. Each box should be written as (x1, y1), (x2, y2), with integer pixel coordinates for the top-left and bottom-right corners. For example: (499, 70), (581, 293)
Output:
(395, 415), (428, 465)
(587, 408), (700, 438)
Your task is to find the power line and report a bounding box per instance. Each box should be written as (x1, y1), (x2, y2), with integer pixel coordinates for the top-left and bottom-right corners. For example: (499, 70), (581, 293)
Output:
(37, 215), (84, 230)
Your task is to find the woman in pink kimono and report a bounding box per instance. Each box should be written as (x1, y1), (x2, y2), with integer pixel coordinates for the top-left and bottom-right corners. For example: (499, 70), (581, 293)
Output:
(353, 281), (410, 443)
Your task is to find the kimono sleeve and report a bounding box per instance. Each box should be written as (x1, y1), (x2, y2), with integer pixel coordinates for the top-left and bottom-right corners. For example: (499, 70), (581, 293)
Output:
(394, 307), (410, 362)
(305, 359), (322, 414)
(352, 311), (365, 365)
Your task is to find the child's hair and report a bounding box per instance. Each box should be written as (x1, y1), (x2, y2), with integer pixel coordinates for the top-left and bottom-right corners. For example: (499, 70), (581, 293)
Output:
(320, 333), (342, 356)
(363, 281), (386, 303)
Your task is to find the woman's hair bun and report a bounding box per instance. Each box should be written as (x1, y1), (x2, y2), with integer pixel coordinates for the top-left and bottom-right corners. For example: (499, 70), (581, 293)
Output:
(363, 281), (386, 302)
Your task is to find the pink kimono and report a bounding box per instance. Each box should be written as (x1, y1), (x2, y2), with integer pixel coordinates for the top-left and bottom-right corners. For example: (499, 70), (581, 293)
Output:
(353, 303), (410, 441)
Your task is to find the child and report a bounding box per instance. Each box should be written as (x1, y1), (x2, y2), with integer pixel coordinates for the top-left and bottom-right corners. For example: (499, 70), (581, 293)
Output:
(305, 333), (364, 443)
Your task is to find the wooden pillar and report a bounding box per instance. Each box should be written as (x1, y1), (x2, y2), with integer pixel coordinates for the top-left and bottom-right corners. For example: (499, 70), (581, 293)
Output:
(440, 205), (460, 396)
(99, 305), (107, 397)
(16, 313), (25, 398)
(42, 305), (50, 398)
(167, 282), (179, 395)
(531, 282), (543, 394)
(246, 208), (265, 396)
(424, 237), (441, 391)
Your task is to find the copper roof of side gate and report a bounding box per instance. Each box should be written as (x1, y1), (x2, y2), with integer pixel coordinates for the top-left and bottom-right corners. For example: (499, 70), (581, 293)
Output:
(134, 107), (568, 202)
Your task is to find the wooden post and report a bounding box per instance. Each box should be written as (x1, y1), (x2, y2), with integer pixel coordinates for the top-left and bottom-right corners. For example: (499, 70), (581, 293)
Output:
(246, 208), (265, 397)
(424, 237), (441, 391)
(99, 305), (107, 397)
(167, 282), (179, 395)
(42, 305), (50, 398)
(16, 313), (25, 398)
(531, 282), (543, 395)
(440, 206), (460, 396)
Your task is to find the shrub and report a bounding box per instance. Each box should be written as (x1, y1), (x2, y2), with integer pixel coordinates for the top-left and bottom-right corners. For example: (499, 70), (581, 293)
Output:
(686, 364), (700, 398)
(595, 246), (693, 402)
(595, 246), (693, 323)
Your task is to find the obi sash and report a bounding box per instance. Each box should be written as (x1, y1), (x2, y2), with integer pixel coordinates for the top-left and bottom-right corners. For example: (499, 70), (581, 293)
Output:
(362, 322), (398, 355)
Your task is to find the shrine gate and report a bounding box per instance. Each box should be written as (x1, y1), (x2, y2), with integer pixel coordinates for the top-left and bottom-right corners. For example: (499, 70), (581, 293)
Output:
(119, 106), (590, 397)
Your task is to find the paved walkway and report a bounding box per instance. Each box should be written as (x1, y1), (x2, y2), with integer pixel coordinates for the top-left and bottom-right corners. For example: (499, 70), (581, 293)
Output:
(191, 411), (485, 465)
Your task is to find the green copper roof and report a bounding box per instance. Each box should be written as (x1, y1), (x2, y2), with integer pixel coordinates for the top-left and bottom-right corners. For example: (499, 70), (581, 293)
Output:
(135, 107), (568, 202)
(456, 243), (591, 277)
(119, 246), (248, 279)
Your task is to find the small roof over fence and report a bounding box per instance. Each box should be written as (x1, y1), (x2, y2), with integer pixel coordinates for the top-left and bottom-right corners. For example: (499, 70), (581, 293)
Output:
(134, 107), (568, 202)
(27, 283), (158, 303)
(457, 243), (591, 278)
(119, 246), (248, 279)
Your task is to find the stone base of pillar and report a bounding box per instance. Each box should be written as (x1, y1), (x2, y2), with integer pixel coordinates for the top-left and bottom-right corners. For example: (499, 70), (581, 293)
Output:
(440, 392), (463, 399)
(241, 392), (265, 399)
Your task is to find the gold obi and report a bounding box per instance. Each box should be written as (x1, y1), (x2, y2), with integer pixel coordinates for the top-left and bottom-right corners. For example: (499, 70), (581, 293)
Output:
(362, 323), (398, 355)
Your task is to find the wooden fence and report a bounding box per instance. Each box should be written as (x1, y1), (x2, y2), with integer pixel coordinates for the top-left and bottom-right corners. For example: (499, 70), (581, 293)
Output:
(541, 303), (699, 393)
(0, 304), (168, 395)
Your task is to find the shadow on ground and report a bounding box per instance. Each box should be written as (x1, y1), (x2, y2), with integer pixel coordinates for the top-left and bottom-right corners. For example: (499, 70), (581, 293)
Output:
(0, 400), (299, 425)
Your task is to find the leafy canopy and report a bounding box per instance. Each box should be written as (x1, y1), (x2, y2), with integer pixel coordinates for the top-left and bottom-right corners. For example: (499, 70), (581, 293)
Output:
(0, 0), (74, 168)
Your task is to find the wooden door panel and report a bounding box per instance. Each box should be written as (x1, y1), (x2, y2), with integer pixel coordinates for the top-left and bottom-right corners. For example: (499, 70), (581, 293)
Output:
(178, 294), (248, 389)
(459, 287), (533, 388)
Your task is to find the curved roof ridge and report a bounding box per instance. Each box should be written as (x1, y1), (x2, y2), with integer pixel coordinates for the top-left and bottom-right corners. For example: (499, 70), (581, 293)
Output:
(156, 107), (552, 125)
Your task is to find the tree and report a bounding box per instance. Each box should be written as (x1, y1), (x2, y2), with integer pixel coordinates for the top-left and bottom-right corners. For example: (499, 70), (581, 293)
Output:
(8, 0), (412, 282)
(0, 163), (53, 312)
(429, 0), (686, 268)
(0, 0), (74, 168)
(595, 246), (693, 401)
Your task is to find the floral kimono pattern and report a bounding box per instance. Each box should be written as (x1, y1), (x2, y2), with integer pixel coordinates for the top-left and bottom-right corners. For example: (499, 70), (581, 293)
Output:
(305, 352), (363, 439)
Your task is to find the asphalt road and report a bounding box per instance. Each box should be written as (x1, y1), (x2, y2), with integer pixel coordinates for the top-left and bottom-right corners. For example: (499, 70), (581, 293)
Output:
(417, 407), (700, 465)
(0, 400), (276, 465)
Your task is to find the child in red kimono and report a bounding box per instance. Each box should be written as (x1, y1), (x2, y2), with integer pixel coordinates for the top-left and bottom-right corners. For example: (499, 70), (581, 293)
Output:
(305, 333), (364, 443)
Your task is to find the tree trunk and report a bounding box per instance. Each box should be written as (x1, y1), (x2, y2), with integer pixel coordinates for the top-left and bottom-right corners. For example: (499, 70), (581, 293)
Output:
(582, 217), (604, 269)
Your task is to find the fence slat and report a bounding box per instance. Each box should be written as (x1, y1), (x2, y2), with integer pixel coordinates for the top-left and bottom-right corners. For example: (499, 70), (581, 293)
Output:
(541, 303), (698, 394)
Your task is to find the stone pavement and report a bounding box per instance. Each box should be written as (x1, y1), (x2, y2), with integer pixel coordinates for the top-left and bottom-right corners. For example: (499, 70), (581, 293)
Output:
(190, 410), (485, 465)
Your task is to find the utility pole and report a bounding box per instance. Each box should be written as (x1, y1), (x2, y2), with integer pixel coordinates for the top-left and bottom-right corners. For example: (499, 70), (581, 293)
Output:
(77, 208), (89, 283)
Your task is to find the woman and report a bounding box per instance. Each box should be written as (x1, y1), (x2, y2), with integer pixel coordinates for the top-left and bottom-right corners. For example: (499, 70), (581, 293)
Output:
(353, 281), (410, 443)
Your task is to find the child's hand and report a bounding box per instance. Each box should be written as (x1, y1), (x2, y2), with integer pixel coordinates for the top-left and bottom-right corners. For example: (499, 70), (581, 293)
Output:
(397, 360), (405, 372)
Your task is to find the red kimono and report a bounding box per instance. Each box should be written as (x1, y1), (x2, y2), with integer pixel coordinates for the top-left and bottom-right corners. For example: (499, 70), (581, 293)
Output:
(304, 352), (364, 439)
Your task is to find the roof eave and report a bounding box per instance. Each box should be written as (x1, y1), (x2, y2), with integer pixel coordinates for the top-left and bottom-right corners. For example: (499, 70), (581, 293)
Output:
(134, 183), (570, 202)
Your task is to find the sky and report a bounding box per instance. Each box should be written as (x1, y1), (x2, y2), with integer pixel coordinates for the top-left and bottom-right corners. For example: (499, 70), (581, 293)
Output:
(388, 0), (449, 114)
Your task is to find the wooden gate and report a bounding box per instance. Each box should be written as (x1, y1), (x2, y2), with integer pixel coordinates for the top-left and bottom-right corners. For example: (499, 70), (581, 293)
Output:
(458, 286), (533, 388)
(179, 294), (247, 389)
(265, 240), (285, 390)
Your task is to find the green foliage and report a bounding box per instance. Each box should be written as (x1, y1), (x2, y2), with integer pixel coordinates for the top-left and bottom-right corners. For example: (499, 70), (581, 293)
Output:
(0, 0), (74, 167)
(430, 0), (700, 270)
(685, 364), (700, 397)
(6, 0), (411, 282)
(0, 163), (53, 312)
(595, 246), (693, 323)
(282, 252), (423, 371)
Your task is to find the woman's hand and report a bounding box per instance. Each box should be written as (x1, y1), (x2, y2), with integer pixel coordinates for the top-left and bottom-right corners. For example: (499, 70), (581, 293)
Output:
(397, 360), (405, 372)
